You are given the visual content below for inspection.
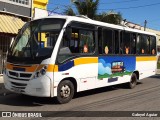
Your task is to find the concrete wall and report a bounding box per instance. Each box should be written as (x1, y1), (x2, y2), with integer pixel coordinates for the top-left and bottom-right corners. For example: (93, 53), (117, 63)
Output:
(0, 0), (31, 18)
(32, 0), (48, 16)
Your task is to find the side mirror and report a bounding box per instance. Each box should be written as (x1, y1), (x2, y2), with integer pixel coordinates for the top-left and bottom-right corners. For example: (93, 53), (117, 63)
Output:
(65, 26), (72, 40)
(18, 29), (22, 34)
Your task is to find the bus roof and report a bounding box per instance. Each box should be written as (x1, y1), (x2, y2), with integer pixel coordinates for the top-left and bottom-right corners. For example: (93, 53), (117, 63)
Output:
(33, 15), (156, 36)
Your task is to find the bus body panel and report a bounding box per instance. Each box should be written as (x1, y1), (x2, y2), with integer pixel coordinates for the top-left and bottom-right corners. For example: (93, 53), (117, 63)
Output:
(53, 55), (157, 94)
(136, 56), (157, 79)
(4, 55), (157, 97)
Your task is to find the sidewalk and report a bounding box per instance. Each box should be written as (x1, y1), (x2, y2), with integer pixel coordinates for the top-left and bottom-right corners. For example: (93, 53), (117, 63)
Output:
(157, 69), (160, 75)
(0, 75), (3, 83)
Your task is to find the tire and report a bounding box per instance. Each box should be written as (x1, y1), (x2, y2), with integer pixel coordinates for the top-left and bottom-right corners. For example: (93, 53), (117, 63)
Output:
(127, 73), (137, 89)
(56, 80), (74, 104)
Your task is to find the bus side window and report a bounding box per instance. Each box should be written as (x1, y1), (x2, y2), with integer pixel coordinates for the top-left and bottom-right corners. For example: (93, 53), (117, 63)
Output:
(150, 36), (156, 55)
(139, 35), (150, 55)
(130, 33), (136, 54)
(136, 34), (141, 54)
(114, 30), (120, 54)
(102, 29), (113, 54)
(123, 31), (130, 54)
(98, 28), (103, 54)
(57, 23), (95, 63)
(79, 30), (95, 53)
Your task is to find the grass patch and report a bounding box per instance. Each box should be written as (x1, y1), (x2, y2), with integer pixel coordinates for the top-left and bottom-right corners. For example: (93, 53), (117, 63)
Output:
(98, 71), (132, 79)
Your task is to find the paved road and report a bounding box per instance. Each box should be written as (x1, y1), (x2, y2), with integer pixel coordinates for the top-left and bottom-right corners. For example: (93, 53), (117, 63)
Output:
(0, 75), (160, 120)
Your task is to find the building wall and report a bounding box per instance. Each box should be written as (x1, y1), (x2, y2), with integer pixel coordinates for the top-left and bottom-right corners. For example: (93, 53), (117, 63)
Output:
(0, 0), (32, 18)
(33, 0), (48, 16)
(33, 0), (48, 9)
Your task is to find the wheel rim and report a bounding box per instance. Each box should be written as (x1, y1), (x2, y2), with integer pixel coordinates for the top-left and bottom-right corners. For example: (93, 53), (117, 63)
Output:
(60, 85), (71, 98)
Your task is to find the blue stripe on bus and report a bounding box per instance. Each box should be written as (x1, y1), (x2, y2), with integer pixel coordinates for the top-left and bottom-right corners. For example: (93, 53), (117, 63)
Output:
(58, 61), (74, 71)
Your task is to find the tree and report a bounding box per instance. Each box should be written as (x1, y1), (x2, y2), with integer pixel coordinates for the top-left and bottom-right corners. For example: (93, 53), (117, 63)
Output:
(63, 6), (76, 16)
(64, 0), (99, 19)
(63, 0), (123, 25)
(73, 0), (99, 19)
(96, 11), (122, 25)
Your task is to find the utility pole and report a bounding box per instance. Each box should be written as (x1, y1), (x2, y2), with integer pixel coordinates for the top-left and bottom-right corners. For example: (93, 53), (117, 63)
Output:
(144, 20), (147, 31)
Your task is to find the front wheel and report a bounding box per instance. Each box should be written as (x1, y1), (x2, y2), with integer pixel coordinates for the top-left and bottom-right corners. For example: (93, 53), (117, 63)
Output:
(56, 80), (74, 104)
(127, 73), (137, 89)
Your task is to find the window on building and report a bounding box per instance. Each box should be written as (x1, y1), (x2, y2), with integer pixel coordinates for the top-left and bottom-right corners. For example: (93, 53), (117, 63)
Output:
(9, 0), (29, 5)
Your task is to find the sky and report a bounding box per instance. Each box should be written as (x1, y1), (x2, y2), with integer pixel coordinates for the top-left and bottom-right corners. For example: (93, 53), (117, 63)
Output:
(47, 0), (160, 30)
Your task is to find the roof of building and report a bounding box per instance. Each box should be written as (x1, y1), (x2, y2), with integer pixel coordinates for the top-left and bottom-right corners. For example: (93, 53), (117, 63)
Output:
(0, 14), (25, 35)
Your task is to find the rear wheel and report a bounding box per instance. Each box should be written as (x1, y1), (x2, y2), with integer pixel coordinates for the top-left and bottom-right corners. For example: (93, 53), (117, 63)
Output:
(56, 80), (74, 104)
(127, 73), (137, 89)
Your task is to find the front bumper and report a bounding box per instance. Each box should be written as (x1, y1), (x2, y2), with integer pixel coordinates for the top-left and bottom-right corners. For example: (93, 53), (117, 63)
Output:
(3, 73), (51, 97)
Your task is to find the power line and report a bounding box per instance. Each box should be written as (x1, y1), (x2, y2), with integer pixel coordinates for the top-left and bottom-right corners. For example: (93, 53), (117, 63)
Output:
(98, 2), (160, 10)
(101, 0), (141, 5)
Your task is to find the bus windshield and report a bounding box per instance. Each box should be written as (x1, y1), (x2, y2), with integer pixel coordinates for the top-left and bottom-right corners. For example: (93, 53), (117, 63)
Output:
(8, 18), (65, 64)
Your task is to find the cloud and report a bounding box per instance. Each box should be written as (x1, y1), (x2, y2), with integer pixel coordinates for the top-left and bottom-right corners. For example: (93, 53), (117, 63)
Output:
(99, 59), (111, 68)
(98, 63), (112, 75)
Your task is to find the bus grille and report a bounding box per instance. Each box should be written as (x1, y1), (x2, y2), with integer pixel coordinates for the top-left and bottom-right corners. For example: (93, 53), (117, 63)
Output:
(8, 71), (32, 81)
(10, 82), (27, 93)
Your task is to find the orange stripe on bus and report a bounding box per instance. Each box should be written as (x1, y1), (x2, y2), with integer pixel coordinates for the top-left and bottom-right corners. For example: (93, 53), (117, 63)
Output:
(74, 57), (98, 66)
(136, 56), (157, 61)
(47, 64), (58, 72)
(25, 65), (38, 72)
(36, 65), (45, 71)
(6, 63), (38, 72)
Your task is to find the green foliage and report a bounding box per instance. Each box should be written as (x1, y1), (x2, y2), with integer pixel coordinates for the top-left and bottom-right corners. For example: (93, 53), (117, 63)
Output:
(74, 0), (99, 19)
(95, 12), (122, 25)
(63, 6), (76, 16)
(98, 71), (132, 79)
(63, 0), (123, 25)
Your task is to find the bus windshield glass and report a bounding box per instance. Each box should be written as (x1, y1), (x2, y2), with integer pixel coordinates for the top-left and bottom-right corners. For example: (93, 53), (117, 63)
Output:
(8, 18), (65, 64)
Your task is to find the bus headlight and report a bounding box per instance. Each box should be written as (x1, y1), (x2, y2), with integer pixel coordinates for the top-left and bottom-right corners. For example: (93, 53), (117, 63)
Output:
(34, 65), (47, 79)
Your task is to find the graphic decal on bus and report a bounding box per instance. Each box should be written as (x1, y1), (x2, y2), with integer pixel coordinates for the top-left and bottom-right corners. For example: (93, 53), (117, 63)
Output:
(98, 56), (136, 79)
